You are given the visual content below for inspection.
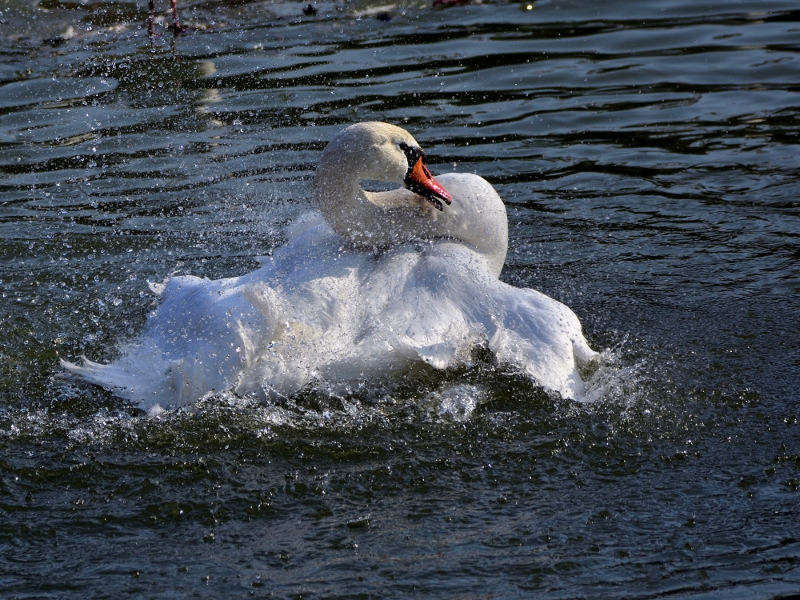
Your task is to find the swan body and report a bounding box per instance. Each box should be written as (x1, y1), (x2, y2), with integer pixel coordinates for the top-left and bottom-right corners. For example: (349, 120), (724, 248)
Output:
(63, 122), (597, 410)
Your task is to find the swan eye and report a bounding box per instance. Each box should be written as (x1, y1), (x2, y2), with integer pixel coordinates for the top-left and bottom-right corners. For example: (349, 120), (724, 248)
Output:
(398, 142), (426, 169)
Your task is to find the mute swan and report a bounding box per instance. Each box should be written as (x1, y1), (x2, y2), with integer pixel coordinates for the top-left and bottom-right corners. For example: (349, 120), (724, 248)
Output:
(62, 122), (598, 411)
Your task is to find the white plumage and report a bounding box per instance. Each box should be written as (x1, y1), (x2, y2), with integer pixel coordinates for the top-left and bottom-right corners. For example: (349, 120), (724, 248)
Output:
(63, 122), (597, 410)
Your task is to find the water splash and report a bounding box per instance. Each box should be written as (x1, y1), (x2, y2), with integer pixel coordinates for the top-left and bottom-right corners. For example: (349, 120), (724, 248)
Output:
(422, 383), (486, 423)
(579, 344), (646, 407)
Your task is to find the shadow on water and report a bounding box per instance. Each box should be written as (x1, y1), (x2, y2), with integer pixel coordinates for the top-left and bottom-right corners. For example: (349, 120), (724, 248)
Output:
(1, 0), (800, 596)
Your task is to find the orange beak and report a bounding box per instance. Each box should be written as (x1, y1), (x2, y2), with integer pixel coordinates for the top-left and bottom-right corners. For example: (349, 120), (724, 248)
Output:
(405, 156), (452, 211)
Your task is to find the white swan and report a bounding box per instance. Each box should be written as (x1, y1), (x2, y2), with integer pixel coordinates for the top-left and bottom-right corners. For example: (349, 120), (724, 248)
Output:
(62, 122), (598, 411)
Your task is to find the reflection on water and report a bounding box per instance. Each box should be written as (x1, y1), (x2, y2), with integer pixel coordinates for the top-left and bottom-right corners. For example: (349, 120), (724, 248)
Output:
(1, 0), (800, 596)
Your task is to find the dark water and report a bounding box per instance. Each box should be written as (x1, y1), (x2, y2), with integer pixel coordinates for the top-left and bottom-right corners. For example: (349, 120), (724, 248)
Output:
(2, 0), (800, 596)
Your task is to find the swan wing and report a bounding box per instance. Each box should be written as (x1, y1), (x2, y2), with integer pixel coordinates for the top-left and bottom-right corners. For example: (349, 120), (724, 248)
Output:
(355, 243), (597, 399)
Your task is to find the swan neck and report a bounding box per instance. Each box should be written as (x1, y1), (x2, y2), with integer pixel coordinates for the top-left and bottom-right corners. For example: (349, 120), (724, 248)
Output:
(312, 150), (386, 246)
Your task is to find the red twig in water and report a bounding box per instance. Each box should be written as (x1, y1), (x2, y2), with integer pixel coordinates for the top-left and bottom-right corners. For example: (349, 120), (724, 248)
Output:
(148, 0), (186, 36)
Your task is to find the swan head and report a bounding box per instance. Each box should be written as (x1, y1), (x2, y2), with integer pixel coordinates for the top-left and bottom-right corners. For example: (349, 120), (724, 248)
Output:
(312, 122), (507, 277)
(315, 121), (452, 211)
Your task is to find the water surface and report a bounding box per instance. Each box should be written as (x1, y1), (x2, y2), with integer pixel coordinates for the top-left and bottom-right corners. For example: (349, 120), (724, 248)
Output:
(1, 0), (799, 597)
